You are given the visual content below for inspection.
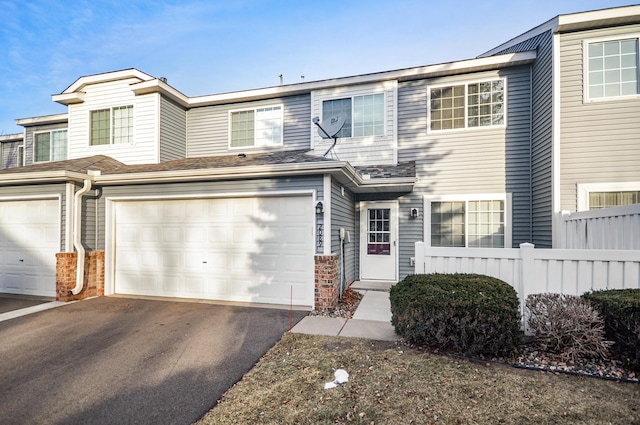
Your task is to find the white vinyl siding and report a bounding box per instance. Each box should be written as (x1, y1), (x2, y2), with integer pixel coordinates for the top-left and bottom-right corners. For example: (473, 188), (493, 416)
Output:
(34, 130), (67, 162)
(229, 105), (283, 149)
(67, 78), (159, 164)
(428, 79), (505, 132)
(311, 81), (397, 166)
(586, 37), (639, 100)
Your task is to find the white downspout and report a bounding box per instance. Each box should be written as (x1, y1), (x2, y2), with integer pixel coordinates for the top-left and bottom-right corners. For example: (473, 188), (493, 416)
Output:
(71, 178), (92, 295)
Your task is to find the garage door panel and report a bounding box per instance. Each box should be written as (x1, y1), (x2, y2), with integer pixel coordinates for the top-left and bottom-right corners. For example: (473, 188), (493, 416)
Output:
(0, 199), (58, 297)
(114, 196), (314, 306)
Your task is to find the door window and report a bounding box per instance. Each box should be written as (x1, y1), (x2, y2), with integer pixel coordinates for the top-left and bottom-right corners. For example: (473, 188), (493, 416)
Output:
(367, 208), (390, 255)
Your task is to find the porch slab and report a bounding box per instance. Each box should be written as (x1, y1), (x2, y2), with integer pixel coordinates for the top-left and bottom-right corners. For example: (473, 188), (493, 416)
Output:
(339, 319), (398, 341)
(351, 280), (396, 291)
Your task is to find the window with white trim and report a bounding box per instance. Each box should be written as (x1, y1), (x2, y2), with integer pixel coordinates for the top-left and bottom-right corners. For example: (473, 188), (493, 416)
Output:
(230, 105), (283, 148)
(428, 198), (506, 248)
(321, 93), (384, 137)
(34, 129), (67, 162)
(587, 38), (639, 100)
(90, 105), (133, 146)
(429, 79), (505, 131)
(589, 191), (640, 210)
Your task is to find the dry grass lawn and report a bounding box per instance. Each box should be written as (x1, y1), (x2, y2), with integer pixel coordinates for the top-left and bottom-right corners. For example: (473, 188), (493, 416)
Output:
(197, 333), (640, 425)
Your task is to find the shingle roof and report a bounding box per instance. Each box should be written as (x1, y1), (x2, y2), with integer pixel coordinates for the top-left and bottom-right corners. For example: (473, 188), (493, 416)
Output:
(0, 150), (337, 176)
(103, 149), (337, 174)
(355, 161), (416, 179)
(0, 155), (125, 174)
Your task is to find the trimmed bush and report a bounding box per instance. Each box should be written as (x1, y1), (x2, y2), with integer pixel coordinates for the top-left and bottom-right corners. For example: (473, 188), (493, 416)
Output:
(390, 273), (521, 357)
(582, 289), (640, 372)
(526, 293), (611, 361)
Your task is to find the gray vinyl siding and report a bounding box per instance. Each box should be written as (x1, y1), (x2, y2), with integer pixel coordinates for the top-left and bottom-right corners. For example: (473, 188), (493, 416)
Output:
(24, 122), (68, 166)
(559, 24), (640, 211)
(81, 187), (101, 251)
(0, 141), (22, 169)
(529, 30), (554, 247)
(159, 97), (187, 162)
(0, 184), (68, 252)
(397, 67), (533, 251)
(186, 94), (311, 157)
(96, 175), (324, 251)
(330, 178), (356, 288)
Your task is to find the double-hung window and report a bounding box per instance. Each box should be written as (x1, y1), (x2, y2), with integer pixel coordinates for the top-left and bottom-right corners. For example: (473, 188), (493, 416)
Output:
(90, 105), (133, 146)
(34, 129), (68, 162)
(429, 79), (505, 131)
(428, 197), (507, 248)
(586, 37), (639, 100)
(321, 93), (384, 137)
(230, 105), (283, 148)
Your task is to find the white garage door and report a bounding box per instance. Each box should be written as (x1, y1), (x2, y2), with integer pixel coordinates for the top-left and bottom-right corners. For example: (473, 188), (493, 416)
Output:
(114, 196), (314, 307)
(0, 199), (59, 297)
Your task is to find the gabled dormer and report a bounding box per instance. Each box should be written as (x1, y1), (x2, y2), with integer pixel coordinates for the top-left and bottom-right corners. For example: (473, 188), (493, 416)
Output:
(53, 69), (186, 165)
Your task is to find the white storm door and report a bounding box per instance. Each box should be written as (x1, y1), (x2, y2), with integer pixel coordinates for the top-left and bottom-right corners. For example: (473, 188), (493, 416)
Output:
(359, 201), (397, 281)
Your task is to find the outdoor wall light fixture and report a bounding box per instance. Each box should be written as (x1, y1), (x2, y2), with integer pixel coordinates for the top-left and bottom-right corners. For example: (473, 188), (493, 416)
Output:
(316, 201), (324, 215)
(410, 207), (419, 219)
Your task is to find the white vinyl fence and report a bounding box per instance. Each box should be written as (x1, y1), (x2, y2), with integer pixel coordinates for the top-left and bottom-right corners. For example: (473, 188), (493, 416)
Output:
(415, 242), (640, 319)
(561, 203), (640, 250)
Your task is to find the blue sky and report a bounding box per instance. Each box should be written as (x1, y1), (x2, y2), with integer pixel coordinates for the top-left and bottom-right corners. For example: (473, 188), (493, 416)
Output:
(0, 0), (634, 134)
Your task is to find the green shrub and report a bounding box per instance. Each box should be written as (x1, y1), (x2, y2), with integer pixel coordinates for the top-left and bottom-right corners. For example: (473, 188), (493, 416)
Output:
(390, 273), (521, 357)
(526, 293), (611, 361)
(582, 289), (640, 372)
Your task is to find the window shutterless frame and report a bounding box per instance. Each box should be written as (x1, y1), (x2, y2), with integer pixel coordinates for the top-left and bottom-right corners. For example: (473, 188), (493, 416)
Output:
(228, 104), (284, 149)
(33, 129), (68, 163)
(582, 34), (640, 103)
(89, 105), (134, 146)
(426, 78), (507, 133)
(320, 93), (386, 138)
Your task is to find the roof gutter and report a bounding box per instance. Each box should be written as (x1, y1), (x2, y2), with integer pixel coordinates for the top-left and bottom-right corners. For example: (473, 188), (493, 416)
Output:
(0, 171), (90, 186)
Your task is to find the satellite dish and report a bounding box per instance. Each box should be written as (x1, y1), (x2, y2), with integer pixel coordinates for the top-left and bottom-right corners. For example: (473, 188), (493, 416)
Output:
(315, 112), (346, 139)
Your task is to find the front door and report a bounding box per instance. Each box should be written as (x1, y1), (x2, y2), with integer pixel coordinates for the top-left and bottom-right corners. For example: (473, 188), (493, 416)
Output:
(360, 201), (397, 281)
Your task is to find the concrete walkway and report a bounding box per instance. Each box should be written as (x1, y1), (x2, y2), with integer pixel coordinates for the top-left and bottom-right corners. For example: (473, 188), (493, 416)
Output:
(291, 289), (399, 341)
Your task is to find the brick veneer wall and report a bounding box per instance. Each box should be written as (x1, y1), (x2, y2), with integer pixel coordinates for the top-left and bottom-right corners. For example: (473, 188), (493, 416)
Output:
(56, 251), (105, 302)
(314, 253), (339, 311)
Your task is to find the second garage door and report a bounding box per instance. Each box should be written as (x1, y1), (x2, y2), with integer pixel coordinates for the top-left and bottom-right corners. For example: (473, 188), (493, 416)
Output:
(113, 195), (314, 307)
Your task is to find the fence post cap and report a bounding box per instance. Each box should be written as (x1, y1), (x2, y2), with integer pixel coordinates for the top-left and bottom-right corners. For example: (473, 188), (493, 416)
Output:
(519, 242), (535, 249)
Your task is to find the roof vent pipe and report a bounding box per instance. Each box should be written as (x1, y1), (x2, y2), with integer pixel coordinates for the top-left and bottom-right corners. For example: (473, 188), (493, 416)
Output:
(71, 178), (92, 295)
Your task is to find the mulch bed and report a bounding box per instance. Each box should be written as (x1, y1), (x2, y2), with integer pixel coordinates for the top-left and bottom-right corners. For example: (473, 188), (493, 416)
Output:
(311, 290), (638, 383)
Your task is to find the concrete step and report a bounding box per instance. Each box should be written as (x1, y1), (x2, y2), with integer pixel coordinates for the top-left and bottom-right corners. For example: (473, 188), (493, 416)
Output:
(350, 280), (396, 291)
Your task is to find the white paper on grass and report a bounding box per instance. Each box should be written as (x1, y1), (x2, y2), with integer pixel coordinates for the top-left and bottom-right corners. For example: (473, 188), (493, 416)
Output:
(324, 369), (349, 389)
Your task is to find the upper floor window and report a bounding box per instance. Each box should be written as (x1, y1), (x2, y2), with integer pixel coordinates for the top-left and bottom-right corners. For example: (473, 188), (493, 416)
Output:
(587, 38), (639, 100)
(90, 105), (133, 146)
(429, 79), (505, 131)
(34, 129), (67, 163)
(230, 105), (282, 148)
(322, 93), (384, 138)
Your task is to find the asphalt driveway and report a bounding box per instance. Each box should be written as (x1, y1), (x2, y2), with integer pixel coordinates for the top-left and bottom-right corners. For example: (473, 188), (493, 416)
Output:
(0, 296), (307, 425)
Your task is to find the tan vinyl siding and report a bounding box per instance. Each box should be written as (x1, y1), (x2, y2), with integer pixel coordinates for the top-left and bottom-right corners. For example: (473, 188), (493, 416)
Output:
(398, 67), (532, 248)
(159, 97), (186, 162)
(186, 94), (311, 157)
(560, 24), (640, 212)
